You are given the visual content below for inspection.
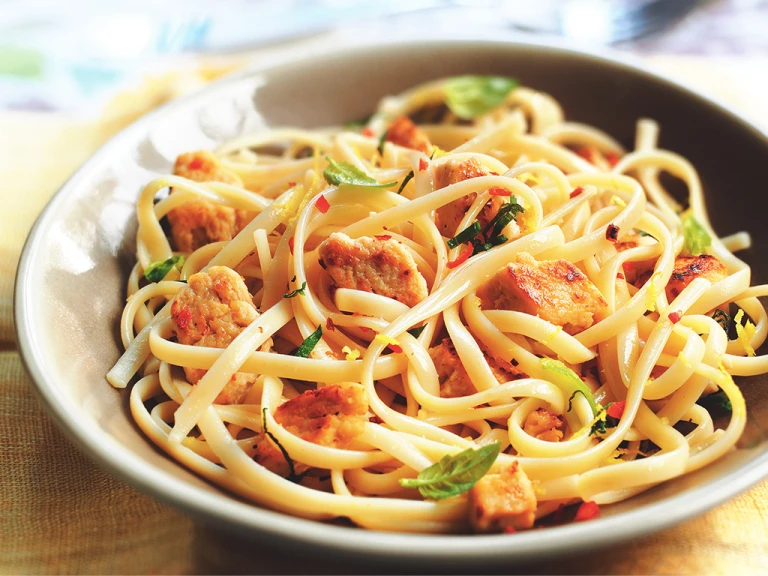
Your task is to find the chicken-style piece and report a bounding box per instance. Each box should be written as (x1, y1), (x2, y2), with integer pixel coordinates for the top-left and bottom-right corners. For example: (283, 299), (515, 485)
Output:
(666, 255), (727, 300)
(523, 409), (565, 442)
(167, 150), (254, 253)
(171, 266), (266, 404)
(428, 338), (526, 398)
(385, 116), (432, 154)
(477, 252), (607, 335)
(469, 461), (537, 533)
(255, 383), (368, 477)
(317, 232), (428, 308)
(434, 157), (507, 238)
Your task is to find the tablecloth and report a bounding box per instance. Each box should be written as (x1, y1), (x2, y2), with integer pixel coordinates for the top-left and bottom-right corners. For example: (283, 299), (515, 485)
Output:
(2, 34), (768, 575)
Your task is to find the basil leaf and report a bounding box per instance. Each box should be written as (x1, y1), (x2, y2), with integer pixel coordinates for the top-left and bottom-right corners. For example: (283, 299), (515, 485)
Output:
(399, 442), (501, 500)
(444, 75), (518, 120)
(697, 388), (733, 414)
(283, 281), (307, 299)
(447, 222), (481, 249)
(407, 325), (426, 339)
(293, 325), (322, 358)
(482, 195), (524, 241)
(540, 358), (600, 417)
(682, 214), (711, 255)
(396, 170), (414, 195)
(144, 255), (185, 283)
(323, 157), (397, 188)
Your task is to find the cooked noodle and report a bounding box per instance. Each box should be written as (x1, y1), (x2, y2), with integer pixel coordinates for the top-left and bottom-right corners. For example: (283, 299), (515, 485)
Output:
(108, 76), (764, 533)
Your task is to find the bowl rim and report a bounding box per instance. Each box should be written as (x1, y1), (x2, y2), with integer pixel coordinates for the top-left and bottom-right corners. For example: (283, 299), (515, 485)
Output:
(14, 36), (768, 564)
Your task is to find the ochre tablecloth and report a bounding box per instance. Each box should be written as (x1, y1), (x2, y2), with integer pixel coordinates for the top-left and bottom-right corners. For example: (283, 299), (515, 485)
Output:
(2, 54), (768, 575)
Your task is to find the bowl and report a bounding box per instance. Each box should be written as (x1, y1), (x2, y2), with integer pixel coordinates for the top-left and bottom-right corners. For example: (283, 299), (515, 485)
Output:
(15, 39), (768, 568)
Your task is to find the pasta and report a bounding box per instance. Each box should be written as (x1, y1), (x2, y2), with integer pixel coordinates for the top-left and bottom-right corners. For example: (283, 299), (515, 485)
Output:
(107, 75), (765, 533)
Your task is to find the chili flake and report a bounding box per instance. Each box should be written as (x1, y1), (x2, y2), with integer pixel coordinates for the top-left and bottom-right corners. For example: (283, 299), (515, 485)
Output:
(488, 187), (511, 197)
(570, 187), (584, 198)
(316, 194), (330, 214)
(668, 310), (683, 324)
(419, 158), (428, 171)
(447, 243), (473, 269)
(606, 224), (620, 242)
(574, 501), (600, 522)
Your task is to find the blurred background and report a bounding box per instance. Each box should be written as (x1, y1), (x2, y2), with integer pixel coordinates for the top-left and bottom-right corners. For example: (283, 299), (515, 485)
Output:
(2, 1), (768, 573)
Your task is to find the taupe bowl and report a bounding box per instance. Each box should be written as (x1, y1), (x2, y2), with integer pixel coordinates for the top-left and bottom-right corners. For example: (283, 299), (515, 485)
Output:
(15, 39), (768, 567)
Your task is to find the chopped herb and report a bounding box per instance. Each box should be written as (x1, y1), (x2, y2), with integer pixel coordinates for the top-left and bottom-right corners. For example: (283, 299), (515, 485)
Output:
(399, 442), (501, 500)
(283, 281), (307, 299)
(590, 415), (607, 436)
(343, 114), (372, 130)
(444, 75), (519, 119)
(682, 213), (712, 255)
(397, 170), (414, 194)
(482, 195), (524, 241)
(377, 130), (388, 156)
(635, 229), (656, 239)
(323, 157), (397, 188)
(447, 222), (482, 249)
(261, 407), (299, 482)
(696, 388), (732, 414)
(567, 390), (586, 412)
(712, 308), (737, 340)
(144, 255), (184, 283)
(407, 325), (426, 339)
(293, 325), (322, 358)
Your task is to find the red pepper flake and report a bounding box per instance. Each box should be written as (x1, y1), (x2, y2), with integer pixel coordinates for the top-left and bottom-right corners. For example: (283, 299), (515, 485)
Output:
(605, 151), (620, 167)
(316, 194), (330, 214)
(325, 317), (336, 332)
(575, 146), (596, 163)
(606, 401), (626, 419)
(489, 171), (500, 176)
(418, 158), (428, 171)
(359, 326), (371, 333)
(606, 224), (620, 243)
(388, 343), (403, 354)
(574, 501), (600, 522)
(369, 415), (384, 424)
(488, 187), (511, 197)
(175, 306), (191, 329)
(668, 310), (683, 324)
(447, 243), (473, 269)
(569, 187), (584, 198)
(375, 234), (392, 241)
(503, 526), (517, 534)
(288, 236), (295, 255)
(616, 273), (625, 280)
(288, 181), (296, 187)
(188, 157), (203, 170)
(362, 127), (375, 137)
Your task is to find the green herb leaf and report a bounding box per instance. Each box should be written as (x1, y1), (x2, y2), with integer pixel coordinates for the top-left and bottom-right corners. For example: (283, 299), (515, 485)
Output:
(283, 281), (307, 299)
(712, 308), (735, 339)
(144, 255), (185, 283)
(397, 170), (414, 195)
(293, 325), (323, 358)
(261, 407), (298, 481)
(540, 358), (600, 417)
(447, 222), (482, 249)
(696, 388), (733, 414)
(444, 76), (519, 120)
(399, 442), (501, 500)
(682, 214), (712, 255)
(343, 114), (372, 130)
(567, 390), (586, 412)
(590, 413), (607, 436)
(482, 195), (524, 241)
(323, 157), (397, 188)
(407, 325), (426, 339)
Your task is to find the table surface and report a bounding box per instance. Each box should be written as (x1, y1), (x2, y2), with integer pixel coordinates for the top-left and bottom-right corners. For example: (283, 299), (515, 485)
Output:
(2, 3), (768, 574)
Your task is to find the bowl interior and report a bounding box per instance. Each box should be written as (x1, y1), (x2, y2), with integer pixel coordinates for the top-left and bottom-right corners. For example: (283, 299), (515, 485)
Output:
(15, 40), (768, 566)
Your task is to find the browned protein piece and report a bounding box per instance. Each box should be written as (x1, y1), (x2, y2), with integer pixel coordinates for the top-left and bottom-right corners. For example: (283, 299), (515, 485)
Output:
(170, 266), (266, 404)
(317, 232), (428, 308)
(477, 252), (607, 335)
(434, 157), (507, 238)
(428, 338), (526, 398)
(665, 255), (727, 301)
(167, 150), (254, 253)
(255, 382), (368, 477)
(385, 116), (432, 154)
(469, 461), (537, 533)
(523, 409), (565, 442)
